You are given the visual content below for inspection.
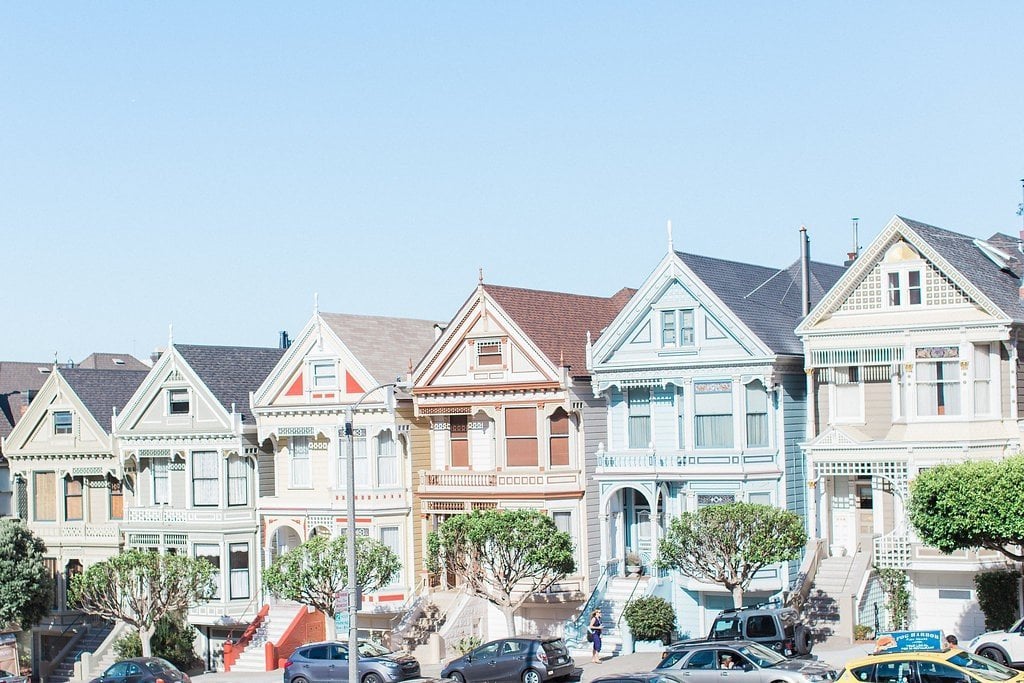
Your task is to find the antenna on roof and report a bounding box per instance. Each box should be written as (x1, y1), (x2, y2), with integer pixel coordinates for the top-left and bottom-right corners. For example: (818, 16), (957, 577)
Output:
(314, 292), (319, 315)
(667, 220), (674, 253)
(846, 218), (860, 266)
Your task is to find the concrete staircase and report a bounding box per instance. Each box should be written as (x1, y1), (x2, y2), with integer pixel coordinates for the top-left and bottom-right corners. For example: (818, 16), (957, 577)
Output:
(229, 604), (303, 673)
(47, 619), (115, 683)
(597, 576), (650, 655)
(804, 555), (855, 644)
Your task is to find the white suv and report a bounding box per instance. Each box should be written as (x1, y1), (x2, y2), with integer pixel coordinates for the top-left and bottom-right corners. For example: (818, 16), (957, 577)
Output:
(966, 618), (1024, 667)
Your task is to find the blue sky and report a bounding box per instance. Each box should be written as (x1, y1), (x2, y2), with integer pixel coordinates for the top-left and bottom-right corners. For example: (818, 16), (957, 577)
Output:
(2, 3), (1022, 363)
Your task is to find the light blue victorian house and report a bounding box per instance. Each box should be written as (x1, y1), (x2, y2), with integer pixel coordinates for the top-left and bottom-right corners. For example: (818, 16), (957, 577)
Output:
(586, 233), (844, 638)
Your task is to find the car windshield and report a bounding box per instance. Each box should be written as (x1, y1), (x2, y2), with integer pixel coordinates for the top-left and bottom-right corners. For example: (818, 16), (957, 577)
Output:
(947, 651), (1019, 681)
(356, 641), (391, 657)
(145, 659), (173, 673)
(737, 642), (787, 667)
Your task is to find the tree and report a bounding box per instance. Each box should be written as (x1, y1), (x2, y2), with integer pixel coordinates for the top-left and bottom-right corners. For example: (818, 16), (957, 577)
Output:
(908, 456), (1024, 560)
(426, 509), (575, 636)
(262, 534), (400, 640)
(68, 549), (215, 657)
(657, 503), (807, 608)
(0, 519), (52, 630)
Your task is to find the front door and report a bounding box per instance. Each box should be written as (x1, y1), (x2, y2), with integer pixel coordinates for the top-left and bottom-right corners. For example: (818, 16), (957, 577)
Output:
(856, 480), (874, 537)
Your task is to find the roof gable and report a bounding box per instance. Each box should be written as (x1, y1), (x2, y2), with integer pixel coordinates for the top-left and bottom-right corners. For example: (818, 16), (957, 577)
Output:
(175, 344), (285, 422)
(798, 216), (1022, 332)
(0, 361), (52, 441)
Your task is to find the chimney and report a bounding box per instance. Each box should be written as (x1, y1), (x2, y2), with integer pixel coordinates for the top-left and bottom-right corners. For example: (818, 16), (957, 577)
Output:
(800, 226), (811, 316)
(279, 330), (291, 349)
(845, 217), (860, 267)
(150, 347), (164, 364)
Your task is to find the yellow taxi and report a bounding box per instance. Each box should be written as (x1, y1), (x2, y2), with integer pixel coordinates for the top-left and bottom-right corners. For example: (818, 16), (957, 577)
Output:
(838, 632), (1024, 683)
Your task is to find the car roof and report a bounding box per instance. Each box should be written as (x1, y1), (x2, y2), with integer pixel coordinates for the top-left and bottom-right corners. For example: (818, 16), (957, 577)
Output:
(843, 650), (957, 667)
(670, 639), (759, 650)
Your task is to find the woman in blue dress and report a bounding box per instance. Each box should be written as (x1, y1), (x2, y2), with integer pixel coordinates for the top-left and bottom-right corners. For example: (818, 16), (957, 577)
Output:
(588, 608), (604, 663)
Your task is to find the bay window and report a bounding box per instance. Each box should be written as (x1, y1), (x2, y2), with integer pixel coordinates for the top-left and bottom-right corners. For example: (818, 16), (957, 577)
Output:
(745, 381), (769, 447)
(290, 436), (311, 488)
(627, 388), (651, 449)
(229, 543), (249, 599)
(449, 416), (469, 467)
(192, 451), (219, 506)
(195, 544), (222, 599)
(505, 407), (538, 467)
(377, 430), (398, 486)
(694, 382), (733, 448)
(153, 460), (170, 504)
(227, 454), (248, 506)
(549, 409), (570, 466)
(915, 347), (961, 417)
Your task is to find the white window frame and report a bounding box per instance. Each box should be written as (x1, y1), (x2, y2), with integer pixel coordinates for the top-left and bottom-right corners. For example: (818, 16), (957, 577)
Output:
(379, 526), (402, 585)
(744, 381), (770, 448)
(191, 451), (220, 507)
(476, 338), (503, 367)
(626, 388), (651, 449)
(376, 430), (399, 487)
(228, 542), (250, 600)
(227, 454), (249, 506)
(660, 309), (696, 349)
(883, 266), (924, 309)
(152, 460), (171, 505)
(310, 360), (338, 390)
(290, 436), (312, 489)
(913, 348), (962, 420)
(194, 543), (222, 599)
(53, 411), (73, 435)
(972, 342), (998, 418)
(829, 367), (865, 424)
(167, 388), (190, 415)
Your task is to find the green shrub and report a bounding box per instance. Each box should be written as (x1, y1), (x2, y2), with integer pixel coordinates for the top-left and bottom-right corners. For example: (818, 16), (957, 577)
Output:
(853, 624), (874, 641)
(976, 569), (1021, 631)
(454, 635), (482, 655)
(623, 596), (676, 643)
(114, 614), (198, 670)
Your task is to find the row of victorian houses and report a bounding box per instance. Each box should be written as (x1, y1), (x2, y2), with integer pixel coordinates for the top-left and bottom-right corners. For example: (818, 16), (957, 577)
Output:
(1, 215), (1022, 677)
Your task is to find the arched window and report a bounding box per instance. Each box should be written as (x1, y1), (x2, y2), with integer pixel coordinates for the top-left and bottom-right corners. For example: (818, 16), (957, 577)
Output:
(549, 409), (570, 466)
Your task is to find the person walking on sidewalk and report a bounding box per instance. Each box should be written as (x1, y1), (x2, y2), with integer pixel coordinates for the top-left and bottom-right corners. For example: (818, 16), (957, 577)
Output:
(588, 608), (604, 663)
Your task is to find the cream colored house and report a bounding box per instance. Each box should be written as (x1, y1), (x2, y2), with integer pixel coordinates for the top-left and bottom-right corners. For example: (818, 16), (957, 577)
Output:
(798, 216), (1022, 639)
(250, 312), (439, 632)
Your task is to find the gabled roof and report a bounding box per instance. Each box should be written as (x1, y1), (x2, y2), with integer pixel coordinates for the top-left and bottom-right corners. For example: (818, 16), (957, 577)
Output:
(0, 361), (51, 440)
(175, 344), (286, 422)
(76, 353), (149, 371)
(677, 252), (846, 355)
(59, 368), (149, 433)
(482, 284), (637, 376)
(898, 217), (1024, 322)
(319, 313), (442, 386)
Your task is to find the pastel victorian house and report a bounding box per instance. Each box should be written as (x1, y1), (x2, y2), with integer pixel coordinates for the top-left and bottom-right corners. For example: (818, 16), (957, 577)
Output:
(587, 238), (843, 638)
(250, 312), (439, 635)
(112, 343), (284, 658)
(410, 281), (634, 637)
(2, 365), (147, 677)
(1, 359), (53, 517)
(797, 217), (1024, 639)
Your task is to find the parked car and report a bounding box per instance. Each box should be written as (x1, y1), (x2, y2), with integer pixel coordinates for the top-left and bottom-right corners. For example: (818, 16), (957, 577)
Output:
(0, 670), (28, 683)
(591, 674), (687, 683)
(967, 618), (1024, 667)
(706, 606), (813, 657)
(88, 657), (190, 683)
(283, 640), (420, 683)
(837, 645), (1024, 683)
(656, 639), (838, 683)
(440, 636), (574, 683)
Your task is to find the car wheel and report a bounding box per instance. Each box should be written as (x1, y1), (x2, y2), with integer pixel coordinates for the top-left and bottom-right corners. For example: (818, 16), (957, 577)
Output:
(449, 672), (466, 683)
(522, 668), (542, 683)
(980, 648), (1010, 666)
(362, 674), (384, 683)
(794, 624), (812, 656)
(291, 677), (309, 683)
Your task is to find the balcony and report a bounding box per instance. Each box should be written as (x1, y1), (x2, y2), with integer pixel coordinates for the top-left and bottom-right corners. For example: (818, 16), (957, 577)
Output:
(35, 522), (120, 546)
(124, 507), (257, 527)
(596, 449), (779, 476)
(418, 469), (582, 496)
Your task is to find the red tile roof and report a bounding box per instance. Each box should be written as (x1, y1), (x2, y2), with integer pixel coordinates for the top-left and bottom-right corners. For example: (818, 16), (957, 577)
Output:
(482, 284), (636, 378)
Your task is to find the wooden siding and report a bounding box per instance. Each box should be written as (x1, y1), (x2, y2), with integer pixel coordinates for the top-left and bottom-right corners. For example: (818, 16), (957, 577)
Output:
(578, 387), (606, 589)
(862, 381), (893, 439)
(405, 404), (431, 584)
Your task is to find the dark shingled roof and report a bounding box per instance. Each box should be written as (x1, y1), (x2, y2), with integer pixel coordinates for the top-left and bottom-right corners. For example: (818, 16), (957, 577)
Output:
(175, 344), (286, 423)
(0, 361), (51, 441)
(76, 353), (150, 371)
(482, 284), (637, 377)
(899, 217), (1024, 322)
(677, 252), (846, 355)
(60, 368), (149, 434)
(320, 313), (442, 387)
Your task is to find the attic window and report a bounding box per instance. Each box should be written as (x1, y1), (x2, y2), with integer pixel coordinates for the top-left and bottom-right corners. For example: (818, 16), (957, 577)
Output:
(37, 367), (51, 374)
(477, 339), (502, 367)
(112, 358), (125, 365)
(53, 411), (72, 435)
(168, 389), (190, 415)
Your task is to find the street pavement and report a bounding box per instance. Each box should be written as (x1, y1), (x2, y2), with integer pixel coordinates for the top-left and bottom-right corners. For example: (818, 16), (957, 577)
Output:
(191, 640), (877, 683)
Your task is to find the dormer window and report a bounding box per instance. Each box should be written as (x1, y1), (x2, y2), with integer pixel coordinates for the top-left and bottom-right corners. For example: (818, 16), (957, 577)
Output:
(477, 339), (502, 367)
(53, 411), (72, 435)
(311, 361), (337, 389)
(661, 310), (695, 348)
(883, 239), (924, 308)
(168, 389), (190, 415)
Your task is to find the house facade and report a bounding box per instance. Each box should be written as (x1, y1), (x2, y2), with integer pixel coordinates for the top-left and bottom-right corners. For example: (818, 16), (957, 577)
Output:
(1, 360), (53, 517)
(588, 243), (844, 638)
(112, 343), (285, 650)
(798, 216), (1023, 638)
(250, 312), (439, 632)
(410, 281), (634, 636)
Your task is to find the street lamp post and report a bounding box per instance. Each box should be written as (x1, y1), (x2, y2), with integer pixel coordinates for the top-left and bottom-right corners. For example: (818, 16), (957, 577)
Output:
(342, 378), (409, 683)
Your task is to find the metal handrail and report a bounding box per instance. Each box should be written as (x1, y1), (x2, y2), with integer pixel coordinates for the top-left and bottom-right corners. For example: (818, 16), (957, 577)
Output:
(617, 574), (646, 628)
(562, 561), (616, 646)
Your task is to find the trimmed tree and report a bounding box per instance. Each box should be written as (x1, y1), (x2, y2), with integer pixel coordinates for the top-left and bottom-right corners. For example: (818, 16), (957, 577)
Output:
(908, 456), (1024, 560)
(657, 502), (807, 608)
(0, 519), (52, 630)
(426, 508), (575, 637)
(262, 534), (400, 640)
(68, 549), (215, 657)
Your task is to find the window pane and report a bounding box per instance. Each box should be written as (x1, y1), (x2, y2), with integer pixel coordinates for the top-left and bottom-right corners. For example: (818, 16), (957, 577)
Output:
(695, 415), (733, 448)
(550, 434), (569, 466)
(195, 544), (221, 598)
(228, 455), (248, 506)
(680, 310), (695, 345)
(65, 478), (83, 520)
(695, 383), (733, 448)
(54, 411), (73, 434)
(628, 416), (651, 449)
(291, 437), (311, 488)
(505, 407), (537, 436)
(153, 461), (170, 504)
(506, 438), (538, 467)
(908, 270), (922, 305)
(974, 344), (992, 415)
(353, 436), (369, 486)
(192, 451), (219, 506)
(887, 272), (901, 306)
(34, 472), (56, 521)
(477, 340), (502, 366)
(661, 311), (676, 346)
(377, 431), (398, 486)
(450, 416), (470, 467)
(229, 544), (249, 599)
(168, 390), (189, 414)
(109, 479), (124, 520)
